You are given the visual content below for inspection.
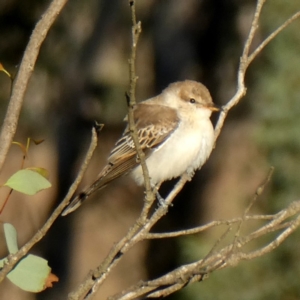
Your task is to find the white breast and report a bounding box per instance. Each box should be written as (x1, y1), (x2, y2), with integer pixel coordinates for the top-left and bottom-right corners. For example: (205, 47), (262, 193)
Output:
(131, 112), (215, 186)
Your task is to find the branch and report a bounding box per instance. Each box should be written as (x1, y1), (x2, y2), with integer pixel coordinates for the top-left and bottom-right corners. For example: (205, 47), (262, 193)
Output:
(109, 200), (300, 300)
(0, 128), (98, 282)
(248, 10), (300, 65)
(67, 167), (190, 300)
(214, 3), (300, 140)
(127, 0), (156, 217)
(145, 214), (274, 239)
(66, 1), (300, 299)
(214, 0), (265, 139)
(0, 0), (69, 172)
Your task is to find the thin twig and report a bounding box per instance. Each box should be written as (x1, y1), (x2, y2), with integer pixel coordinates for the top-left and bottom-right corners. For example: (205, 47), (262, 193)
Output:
(234, 167), (274, 241)
(0, 128), (98, 282)
(109, 200), (300, 300)
(214, 0), (265, 139)
(248, 10), (300, 65)
(145, 215), (275, 239)
(215, 5), (300, 142)
(127, 0), (156, 214)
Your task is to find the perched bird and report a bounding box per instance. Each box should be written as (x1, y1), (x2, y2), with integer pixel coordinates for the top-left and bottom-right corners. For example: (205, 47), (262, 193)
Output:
(62, 80), (219, 216)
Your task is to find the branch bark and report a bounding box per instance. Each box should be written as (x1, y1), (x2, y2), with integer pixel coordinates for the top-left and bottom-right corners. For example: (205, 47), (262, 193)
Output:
(0, 128), (98, 282)
(0, 0), (69, 173)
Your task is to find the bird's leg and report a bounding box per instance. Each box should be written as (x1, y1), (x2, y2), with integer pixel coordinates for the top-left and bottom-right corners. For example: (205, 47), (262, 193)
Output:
(186, 168), (195, 181)
(156, 190), (166, 207)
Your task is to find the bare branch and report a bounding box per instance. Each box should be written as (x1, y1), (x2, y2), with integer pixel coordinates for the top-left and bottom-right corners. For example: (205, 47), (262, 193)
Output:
(109, 200), (300, 300)
(0, 0), (68, 172)
(145, 214), (275, 239)
(68, 171), (190, 300)
(127, 0), (156, 216)
(0, 128), (98, 282)
(233, 166), (274, 243)
(248, 10), (300, 65)
(214, 0), (266, 139)
(215, 4), (300, 142)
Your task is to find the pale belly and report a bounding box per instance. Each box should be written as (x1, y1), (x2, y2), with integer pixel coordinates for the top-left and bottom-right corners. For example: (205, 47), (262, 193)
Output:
(131, 120), (215, 185)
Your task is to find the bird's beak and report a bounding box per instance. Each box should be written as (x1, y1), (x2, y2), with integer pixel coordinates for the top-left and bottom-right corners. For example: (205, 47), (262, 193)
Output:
(207, 104), (220, 112)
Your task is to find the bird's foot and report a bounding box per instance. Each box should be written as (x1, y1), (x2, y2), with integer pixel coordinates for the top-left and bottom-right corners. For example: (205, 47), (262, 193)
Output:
(156, 191), (173, 208)
(151, 183), (172, 207)
(156, 191), (166, 207)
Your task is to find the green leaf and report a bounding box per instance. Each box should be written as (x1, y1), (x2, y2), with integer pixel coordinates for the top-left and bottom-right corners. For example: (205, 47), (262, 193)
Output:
(27, 167), (50, 179)
(3, 223), (18, 254)
(4, 169), (51, 195)
(7, 254), (51, 292)
(0, 223), (55, 292)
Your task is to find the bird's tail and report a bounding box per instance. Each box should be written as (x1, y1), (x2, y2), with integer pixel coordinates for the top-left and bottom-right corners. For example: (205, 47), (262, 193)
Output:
(61, 178), (107, 216)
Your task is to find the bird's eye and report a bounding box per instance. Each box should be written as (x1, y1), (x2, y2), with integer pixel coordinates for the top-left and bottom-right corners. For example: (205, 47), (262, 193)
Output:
(190, 98), (196, 104)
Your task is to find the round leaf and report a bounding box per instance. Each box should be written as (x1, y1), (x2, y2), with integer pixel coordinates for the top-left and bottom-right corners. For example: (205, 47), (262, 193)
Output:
(5, 169), (51, 195)
(7, 254), (52, 292)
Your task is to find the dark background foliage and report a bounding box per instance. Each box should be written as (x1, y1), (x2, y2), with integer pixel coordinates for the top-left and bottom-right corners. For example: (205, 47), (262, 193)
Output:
(0, 0), (300, 299)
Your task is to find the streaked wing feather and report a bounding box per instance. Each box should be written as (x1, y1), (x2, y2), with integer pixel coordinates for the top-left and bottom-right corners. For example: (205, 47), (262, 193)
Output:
(95, 148), (151, 187)
(62, 103), (179, 216)
(100, 103), (179, 183)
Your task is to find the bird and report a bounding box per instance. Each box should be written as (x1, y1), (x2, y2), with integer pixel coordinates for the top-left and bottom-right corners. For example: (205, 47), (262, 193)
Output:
(62, 80), (219, 216)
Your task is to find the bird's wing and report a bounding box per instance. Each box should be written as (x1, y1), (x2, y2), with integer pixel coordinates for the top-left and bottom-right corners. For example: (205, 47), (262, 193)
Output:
(61, 103), (179, 216)
(97, 103), (179, 184)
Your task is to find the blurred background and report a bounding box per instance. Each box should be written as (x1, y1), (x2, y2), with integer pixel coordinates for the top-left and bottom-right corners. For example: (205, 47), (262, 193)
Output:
(0, 0), (300, 299)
